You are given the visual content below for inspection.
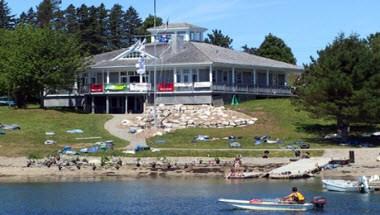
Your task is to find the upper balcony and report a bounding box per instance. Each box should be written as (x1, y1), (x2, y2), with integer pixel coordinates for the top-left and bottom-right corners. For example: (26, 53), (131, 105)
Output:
(79, 82), (291, 96)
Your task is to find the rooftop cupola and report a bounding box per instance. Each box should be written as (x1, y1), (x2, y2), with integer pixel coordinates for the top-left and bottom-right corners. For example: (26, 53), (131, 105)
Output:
(147, 22), (207, 43)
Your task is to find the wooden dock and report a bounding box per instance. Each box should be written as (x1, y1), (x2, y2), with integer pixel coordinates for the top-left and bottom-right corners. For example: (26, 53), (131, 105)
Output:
(269, 158), (332, 179)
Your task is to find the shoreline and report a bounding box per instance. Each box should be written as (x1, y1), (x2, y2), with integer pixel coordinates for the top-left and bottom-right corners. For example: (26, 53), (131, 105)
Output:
(1, 150), (380, 183)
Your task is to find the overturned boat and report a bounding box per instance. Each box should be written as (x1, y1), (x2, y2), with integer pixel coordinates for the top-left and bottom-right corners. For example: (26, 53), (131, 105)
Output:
(218, 197), (326, 211)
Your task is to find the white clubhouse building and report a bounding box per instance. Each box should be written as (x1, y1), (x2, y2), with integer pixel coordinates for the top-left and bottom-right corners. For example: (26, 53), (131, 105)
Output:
(44, 23), (302, 114)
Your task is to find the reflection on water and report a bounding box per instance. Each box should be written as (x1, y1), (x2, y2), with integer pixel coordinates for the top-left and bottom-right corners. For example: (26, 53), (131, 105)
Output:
(0, 177), (379, 215)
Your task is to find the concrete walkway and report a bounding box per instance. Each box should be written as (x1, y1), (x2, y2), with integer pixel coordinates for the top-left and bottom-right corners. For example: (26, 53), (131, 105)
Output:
(104, 114), (147, 150)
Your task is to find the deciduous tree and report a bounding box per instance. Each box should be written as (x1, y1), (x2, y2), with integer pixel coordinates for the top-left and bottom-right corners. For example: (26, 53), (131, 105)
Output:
(0, 26), (85, 107)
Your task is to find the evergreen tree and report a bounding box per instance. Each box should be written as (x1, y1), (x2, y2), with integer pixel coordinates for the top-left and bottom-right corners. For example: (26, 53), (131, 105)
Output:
(64, 4), (78, 34)
(140, 14), (162, 42)
(123, 6), (142, 46)
(85, 6), (107, 54)
(53, 9), (65, 30)
(0, 0), (15, 29)
(255, 33), (296, 64)
(108, 4), (124, 49)
(77, 4), (90, 55)
(205, 29), (233, 48)
(96, 3), (109, 52)
(21, 7), (38, 26)
(242, 44), (257, 55)
(37, 0), (61, 28)
(293, 33), (379, 139)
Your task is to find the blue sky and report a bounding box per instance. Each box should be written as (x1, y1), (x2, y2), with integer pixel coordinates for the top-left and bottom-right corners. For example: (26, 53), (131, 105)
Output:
(7, 0), (380, 65)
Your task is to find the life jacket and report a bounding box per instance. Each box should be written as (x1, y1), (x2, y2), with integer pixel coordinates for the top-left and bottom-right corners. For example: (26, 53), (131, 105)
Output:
(294, 192), (305, 201)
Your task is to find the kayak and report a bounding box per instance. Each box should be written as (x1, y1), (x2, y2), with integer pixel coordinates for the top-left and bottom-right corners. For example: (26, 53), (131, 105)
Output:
(218, 198), (314, 211)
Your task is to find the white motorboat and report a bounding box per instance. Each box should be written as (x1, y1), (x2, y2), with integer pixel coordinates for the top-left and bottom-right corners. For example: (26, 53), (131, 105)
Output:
(218, 197), (325, 211)
(322, 176), (370, 193)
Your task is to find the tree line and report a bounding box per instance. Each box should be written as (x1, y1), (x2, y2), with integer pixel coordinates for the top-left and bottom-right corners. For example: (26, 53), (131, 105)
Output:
(0, 0), (162, 55)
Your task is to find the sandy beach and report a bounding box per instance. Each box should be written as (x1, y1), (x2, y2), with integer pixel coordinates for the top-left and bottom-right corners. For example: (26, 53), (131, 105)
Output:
(0, 148), (379, 182)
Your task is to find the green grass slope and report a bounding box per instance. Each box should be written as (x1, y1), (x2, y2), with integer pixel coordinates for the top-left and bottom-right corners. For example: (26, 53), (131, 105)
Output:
(0, 107), (126, 157)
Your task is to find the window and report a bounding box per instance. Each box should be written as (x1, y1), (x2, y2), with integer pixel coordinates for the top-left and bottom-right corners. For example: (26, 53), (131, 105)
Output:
(96, 72), (103, 84)
(278, 74), (285, 86)
(109, 72), (119, 83)
(90, 72), (96, 84)
(223, 71), (228, 83)
(192, 70), (198, 83)
(120, 72), (128, 83)
(236, 72), (242, 84)
(183, 71), (189, 83)
(81, 73), (88, 85)
(199, 69), (209, 82)
(212, 71), (216, 83)
(176, 73), (181, 83)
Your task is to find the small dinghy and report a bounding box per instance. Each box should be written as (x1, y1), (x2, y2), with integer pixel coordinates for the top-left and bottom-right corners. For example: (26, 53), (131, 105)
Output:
(218, 197), (326, 211)
(225, 171), (261, 179)
(322, 176), (370, 193)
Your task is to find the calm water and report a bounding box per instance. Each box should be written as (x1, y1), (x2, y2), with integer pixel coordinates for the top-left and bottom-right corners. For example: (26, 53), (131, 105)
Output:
(0, 177), (379, 215)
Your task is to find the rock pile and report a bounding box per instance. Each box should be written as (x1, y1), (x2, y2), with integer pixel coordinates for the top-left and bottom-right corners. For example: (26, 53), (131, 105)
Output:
(125, 104), (257, 131)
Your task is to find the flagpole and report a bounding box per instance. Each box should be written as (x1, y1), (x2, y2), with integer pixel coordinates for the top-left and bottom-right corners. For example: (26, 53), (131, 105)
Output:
(153, 0), (158, 128)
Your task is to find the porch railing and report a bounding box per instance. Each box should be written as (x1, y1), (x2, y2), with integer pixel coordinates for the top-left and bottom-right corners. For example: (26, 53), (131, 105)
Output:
(78, 83), (292, 96)
(212, 84), (292, 96)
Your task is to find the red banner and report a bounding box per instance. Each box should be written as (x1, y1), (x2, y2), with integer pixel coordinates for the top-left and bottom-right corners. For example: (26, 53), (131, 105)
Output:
(90, 84), (104, 92)
(158, 83), (174, 92)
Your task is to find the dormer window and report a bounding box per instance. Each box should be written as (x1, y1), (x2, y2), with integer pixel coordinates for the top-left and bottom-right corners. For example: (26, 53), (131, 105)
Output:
(122, 51), (142, 59)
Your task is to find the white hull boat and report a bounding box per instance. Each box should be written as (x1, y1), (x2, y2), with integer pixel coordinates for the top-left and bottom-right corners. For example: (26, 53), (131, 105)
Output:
(322, 176), (370, 193)
(225, 171), (261, 179)
(218, 198), (314, 211)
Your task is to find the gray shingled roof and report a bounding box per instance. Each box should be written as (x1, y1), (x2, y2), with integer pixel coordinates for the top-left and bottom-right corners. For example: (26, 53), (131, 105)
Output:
(147, 23), (207, 32)
(191, 42), (302, 70)
(90, 41), (302, 71)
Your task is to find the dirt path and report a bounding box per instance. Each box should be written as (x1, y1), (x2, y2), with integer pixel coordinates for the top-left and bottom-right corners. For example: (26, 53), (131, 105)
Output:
(104, 114), (147, 150)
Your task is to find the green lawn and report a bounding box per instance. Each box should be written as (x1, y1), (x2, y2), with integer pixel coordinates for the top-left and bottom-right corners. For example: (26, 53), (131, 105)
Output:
(148, 98), (340, 149)
(0, 99), (359, 158)
(0, 107), (126, 157)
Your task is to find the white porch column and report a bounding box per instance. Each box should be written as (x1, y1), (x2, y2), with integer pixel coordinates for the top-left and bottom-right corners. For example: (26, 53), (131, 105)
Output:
(106, 71), (110, 84)
(284, 73), (288, 86)
(253, 68), (256, 86)
(266, 70), (270, 87)
(139, 75), (143, 83)
(106, 96), (109, 114)
(91, 96), (95, 114)
(232, 67), (235, 91)
(173, 67), (177, 83)
(232, 67), (235, 85)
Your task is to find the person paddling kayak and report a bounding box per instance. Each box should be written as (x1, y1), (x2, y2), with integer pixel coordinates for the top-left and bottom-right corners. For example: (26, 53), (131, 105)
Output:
(282, 187), (305, 204)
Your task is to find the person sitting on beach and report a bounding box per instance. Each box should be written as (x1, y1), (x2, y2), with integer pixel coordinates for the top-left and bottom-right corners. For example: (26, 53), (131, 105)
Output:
(282, 187), (305, 204)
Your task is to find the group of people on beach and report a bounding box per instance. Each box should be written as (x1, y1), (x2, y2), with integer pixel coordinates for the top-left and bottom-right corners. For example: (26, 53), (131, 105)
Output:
(26, 155), (123, 171)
